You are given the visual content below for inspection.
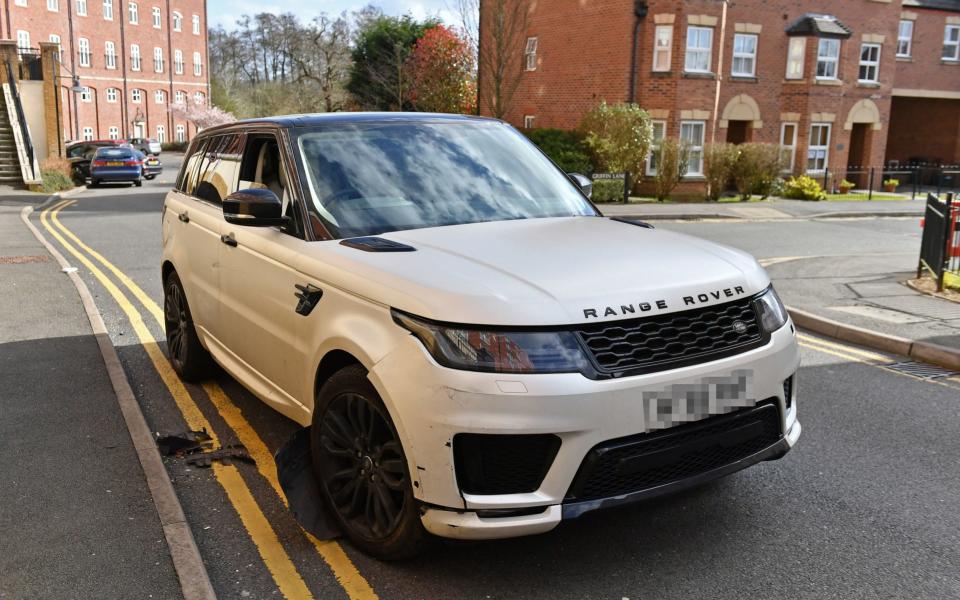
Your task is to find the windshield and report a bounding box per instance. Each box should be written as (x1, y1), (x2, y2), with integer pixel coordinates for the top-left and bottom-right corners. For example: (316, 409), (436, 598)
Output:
(295, 120), (596, 239)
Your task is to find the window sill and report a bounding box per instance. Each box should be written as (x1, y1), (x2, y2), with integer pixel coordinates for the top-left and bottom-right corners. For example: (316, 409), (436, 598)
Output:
(681, 175), (706, 181)
(814, 78), (843, 86)
(730, 75), (758, 83)
(650, 70), (672, 77)
(783, 78), (806, 85)
(896, 56), (912, 62)
(682, 71), (716, 80)
(942, 60), (959, 65)
(856, 81), (881, 88)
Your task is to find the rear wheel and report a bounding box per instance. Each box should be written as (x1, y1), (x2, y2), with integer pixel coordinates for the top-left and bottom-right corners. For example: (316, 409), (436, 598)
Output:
(134, 178), (143, 187)
(89, 179), (99, 188)
(311, 365), (429, 560)
(145, 175), (156, 180)
(163, 271), (212, 381)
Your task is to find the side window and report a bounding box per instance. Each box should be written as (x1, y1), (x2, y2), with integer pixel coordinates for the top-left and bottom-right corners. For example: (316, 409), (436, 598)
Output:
(177, 138), (206, 195)
(193, 134), (243, 205)
(238, 134), (302, 236)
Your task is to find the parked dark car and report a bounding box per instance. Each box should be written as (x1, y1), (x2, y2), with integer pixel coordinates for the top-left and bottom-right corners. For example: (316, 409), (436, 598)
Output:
(90, 146), (143, 187)
(129, 137), (162, 155)
(139, 151), (163, 179)
(66, 140), (122, 181)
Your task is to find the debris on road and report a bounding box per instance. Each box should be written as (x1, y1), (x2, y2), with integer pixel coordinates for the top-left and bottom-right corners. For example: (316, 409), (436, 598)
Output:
(156, 429), (212, 456)
(185, 445), (255, 468)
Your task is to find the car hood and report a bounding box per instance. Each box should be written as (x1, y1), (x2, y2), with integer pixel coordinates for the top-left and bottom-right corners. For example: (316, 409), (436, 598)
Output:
(299, 216), (770, 327)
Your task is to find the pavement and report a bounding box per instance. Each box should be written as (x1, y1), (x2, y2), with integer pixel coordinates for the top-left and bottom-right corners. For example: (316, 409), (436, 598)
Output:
(0, 198), (183, 599)
(599, 197), (928, 220)
(2, 175), (960, 598)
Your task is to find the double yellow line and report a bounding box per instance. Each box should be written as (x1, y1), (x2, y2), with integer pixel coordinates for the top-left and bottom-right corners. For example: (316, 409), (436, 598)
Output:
(41, 199), (376, 599)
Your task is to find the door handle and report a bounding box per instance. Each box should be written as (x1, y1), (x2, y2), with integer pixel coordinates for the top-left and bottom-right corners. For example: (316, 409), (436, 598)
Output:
(178, 211), (189, 223)
(294, 283), (323, 316)
(220, 233), (237, 247)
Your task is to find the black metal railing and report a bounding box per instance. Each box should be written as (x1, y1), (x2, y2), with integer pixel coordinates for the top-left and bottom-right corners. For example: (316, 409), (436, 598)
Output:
(917, 193), (956, 291)
(819, 165), (960, 200)
(4, 59), (35, 181)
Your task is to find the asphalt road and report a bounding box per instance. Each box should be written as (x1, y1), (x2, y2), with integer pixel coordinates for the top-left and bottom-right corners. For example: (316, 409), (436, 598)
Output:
(30, 170), (960, 599)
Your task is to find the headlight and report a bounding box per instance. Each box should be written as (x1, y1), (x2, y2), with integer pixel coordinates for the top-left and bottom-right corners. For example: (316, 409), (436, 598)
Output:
(392, 310), (591, 374)
(754, 286), (788, 333)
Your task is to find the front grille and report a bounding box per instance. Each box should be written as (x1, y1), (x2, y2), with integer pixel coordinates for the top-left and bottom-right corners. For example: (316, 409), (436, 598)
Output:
(453, 433), (561, 495)
(576, 297), (765, 376)
(565, 401), (782, 502)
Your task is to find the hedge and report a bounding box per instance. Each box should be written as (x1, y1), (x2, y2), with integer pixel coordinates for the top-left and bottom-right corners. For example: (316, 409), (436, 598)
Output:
(525, 128), (593, 174)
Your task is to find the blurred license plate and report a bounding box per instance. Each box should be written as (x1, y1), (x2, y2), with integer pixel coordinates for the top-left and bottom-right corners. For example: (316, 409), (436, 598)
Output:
(643, 369), (755, 429)
(107, 161), (123, 166)
(147, 160), (159, 165)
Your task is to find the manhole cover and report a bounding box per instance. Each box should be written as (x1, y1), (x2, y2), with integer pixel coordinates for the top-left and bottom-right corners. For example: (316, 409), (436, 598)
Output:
(0, 255), (50, 264)
(887, 361), (959, 380)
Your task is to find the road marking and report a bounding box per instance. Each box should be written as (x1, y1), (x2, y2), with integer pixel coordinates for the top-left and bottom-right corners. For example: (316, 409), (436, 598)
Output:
(42, 201), (314, 600)
(797, 333), (890, 363)
(48, 200), (377, 600)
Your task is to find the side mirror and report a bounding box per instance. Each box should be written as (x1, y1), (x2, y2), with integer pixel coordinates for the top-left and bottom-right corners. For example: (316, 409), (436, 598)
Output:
(568, 173), (593, 199)
(223, 188), (288, 227)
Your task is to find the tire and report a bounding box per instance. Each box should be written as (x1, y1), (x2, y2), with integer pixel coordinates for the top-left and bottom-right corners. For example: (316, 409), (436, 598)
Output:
(145, 175), (156, 180)
(134, 178), (143, 187)
(90, 179), (99, 188)
(163, 271), (213, 382)
(311, 365), (429, 560)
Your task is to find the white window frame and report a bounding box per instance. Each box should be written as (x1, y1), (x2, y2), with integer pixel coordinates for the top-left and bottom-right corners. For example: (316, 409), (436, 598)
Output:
(806, 123), (831, 173)
(156, 125), (165, 143)
(172, 11), (182, 31)
(174, 49), (183, 74)
(105, 41), (116, 69)
(897, 20), (913, 57)
(193, 91), (204, 104)
(106, 87), (118, 102)
(523, 115), (535, 129)
(49, 34), (61, 61)
(14, 0), (26, 6)
(78, 37), (91, 67)
(779, 122), (797, 173)
(175, 90), (185, 104)
(731, 33), (757, 77)
(155, 89), (165, 104)
(153, 46), (164, 73)
(16, 30), (30, 51)
(653, 25), (673, 72)
(47, 0), (58, 12)
(108, 126), (119, 140)
(76, 0), (86, 14)
(816, 38), (840, 80)
(944, 25), (960, 61)
(102, 0), (112, 20)
(80, 86), (92, 102)
(646, 120), (667, 176)
(858, 43), (881, 83)
(524, 37), (537, 71)
(786, 37), (805, 79)
(175, 124), (185, 142)
(152, 6), (161, 28)
(684, 26), (713, 73)
(130, 44), (141, 71)
(131, 88), (142, 103)
(680, 120), (706, 176)
(128, 1), (137, 24)
(82, 127), (94, 141)
(193, 51), (201, 76)
(191, 14), (200, 35)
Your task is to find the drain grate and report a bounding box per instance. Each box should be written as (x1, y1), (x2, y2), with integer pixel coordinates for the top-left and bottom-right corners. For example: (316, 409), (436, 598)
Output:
(887, 361), (959, 380)
(0, 255), (50, 264)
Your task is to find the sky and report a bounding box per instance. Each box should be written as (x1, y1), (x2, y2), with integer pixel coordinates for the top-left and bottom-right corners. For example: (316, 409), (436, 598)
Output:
(206, 0), (460, 30)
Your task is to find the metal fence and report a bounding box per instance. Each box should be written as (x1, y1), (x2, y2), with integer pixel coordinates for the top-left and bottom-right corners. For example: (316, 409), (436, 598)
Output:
(819, 165), (960, 200)
(917, 193), (958, 291)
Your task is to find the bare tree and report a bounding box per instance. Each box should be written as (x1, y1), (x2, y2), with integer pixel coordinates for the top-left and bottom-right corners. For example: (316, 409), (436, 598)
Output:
(290, 14), (352, 112)
(474, 0), (528, 119)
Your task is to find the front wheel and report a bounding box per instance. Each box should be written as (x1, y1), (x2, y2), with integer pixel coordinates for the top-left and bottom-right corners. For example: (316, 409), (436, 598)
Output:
(311, 365), (429, 560)
(134, 178), (143, 187)
(163, 271), (212, 381)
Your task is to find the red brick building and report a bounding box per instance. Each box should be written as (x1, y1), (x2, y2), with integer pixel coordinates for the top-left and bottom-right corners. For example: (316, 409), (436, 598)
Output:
(1, 0), (209, 143)
(480, 0), (960, 189)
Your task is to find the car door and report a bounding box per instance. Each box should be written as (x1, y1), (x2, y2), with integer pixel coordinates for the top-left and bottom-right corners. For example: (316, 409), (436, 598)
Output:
(167, 134), (242, 342)
(217, 130), (311, 412)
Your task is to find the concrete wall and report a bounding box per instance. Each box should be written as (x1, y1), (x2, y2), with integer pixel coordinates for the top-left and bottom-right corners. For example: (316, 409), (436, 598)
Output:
(20, 80), (47, 161)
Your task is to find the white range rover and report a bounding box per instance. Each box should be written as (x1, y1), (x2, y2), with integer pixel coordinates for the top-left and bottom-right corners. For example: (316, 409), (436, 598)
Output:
(162, 113), (801, 559)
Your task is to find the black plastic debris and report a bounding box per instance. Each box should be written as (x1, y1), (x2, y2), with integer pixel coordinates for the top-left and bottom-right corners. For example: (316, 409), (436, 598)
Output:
(156, 429), (212, 456)
(186, 445), (255, 468)
(274, 427), (342, 540)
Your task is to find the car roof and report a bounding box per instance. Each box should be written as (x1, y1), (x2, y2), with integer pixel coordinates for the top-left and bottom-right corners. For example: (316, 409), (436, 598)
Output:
(95, 146), (134, 153)
(197, 112), (501, 137)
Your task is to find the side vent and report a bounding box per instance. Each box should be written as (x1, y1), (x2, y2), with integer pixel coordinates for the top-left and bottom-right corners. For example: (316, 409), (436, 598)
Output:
(339, 237), (416, 252)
